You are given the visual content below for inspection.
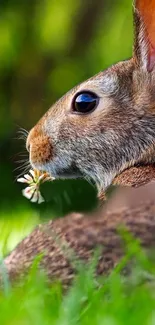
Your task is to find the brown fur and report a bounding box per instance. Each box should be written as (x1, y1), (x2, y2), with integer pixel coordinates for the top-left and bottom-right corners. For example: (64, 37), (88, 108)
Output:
(4, 184), (155, 286)
(114, 164), (155, 187)
(134, 0), (155, 71)
(136, 0), (155, 49)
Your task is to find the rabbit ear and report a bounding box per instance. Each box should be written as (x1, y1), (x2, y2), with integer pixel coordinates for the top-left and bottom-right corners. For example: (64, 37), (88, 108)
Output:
(134, 0), (155, 71)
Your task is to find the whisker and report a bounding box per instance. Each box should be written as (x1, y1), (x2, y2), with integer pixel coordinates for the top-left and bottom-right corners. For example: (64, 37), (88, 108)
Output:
(15, 159), (29, 164)
(15, 151), (29, 158)
(15, 150), (27, 155)
(13, 127), (29, 143)
(15, 168), (30, 182)
(18, 152), (28, 156)
(17, 131), (28, 137)
(17, 165), (30, 175)
(12, 125), (31, 182)
(16, 125), (28, 135)
(14, 163), (31, 181)
(13, 136), (27, 143)
(14, 161), (30, 172)
(17, 129), (28, 134)
(17, 135), (27, 139)
(10, 153), (28, 163)
(19, 127), (28, 134)
(17, 156), (29, 160)
(16, 134), (27, 140)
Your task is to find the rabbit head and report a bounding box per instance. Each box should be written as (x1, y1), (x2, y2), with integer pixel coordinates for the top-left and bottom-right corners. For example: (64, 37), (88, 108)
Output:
(26, 0), (155, 197)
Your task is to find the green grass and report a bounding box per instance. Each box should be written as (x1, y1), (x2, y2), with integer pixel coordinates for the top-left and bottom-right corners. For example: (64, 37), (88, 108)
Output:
(1, 233), (155, 324)
(0, 207), (40, 257)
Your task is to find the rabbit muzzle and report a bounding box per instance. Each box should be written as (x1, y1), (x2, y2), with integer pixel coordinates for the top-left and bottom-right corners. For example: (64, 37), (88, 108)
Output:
(26, 123), (83, 179)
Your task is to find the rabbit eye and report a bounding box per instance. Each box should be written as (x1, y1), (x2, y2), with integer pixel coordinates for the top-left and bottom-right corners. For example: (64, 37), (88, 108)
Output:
(73, 91), (99, 114)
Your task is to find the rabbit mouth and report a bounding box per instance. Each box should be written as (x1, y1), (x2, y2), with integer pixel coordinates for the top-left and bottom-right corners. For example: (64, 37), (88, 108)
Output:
(31, 160), (83, 180)
(53, 165), (83, 179)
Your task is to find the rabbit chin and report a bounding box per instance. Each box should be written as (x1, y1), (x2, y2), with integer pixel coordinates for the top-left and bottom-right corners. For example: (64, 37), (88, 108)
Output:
(30, 159), (116, 193)
(30, 151), (117, 189)
(30, 159), (83, 180)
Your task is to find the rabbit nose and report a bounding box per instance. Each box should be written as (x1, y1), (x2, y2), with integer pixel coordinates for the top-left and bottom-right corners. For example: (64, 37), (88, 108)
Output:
(26, 126), (53, 166)
(26, 126), (41, 153)
(26, 137), (30, 152)
(26, 128), (34, 153)
(27, 143), (30, 152)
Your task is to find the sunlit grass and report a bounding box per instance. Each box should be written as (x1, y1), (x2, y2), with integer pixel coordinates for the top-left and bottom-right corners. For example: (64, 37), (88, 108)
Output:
(0, 207), (39, 257)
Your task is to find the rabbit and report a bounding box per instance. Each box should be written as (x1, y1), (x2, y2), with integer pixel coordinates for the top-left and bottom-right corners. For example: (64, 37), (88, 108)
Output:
(26, 0), (155, 200)
(5, 0), (155, 286)
(4, 180), (155, 286)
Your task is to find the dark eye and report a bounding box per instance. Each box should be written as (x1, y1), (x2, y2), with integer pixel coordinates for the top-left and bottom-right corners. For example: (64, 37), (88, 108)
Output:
(73, 91), (99, 114)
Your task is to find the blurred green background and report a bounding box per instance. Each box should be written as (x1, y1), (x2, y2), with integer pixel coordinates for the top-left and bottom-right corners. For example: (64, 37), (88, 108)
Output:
(0, 0), (133, 255)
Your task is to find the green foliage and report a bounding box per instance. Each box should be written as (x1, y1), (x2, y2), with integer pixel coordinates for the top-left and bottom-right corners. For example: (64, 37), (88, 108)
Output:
(1, 238), (155, 324)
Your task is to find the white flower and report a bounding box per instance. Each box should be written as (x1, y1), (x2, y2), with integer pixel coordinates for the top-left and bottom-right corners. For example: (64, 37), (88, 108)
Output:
(17, 169), (54, 204)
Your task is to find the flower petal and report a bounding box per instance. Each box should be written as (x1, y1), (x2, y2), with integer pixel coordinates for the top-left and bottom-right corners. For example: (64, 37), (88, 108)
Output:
(38, 174), (46, 182)
(38, 192), (45, 204)
(18, 168), (54, 203)
(31, 190), (38, 203)
(22, 187), (34, 200)
(29, 169), (35, 178)
(42, 174), (55, 183)
(24, 174), (33, 182)
(17, 177), (28, 183)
